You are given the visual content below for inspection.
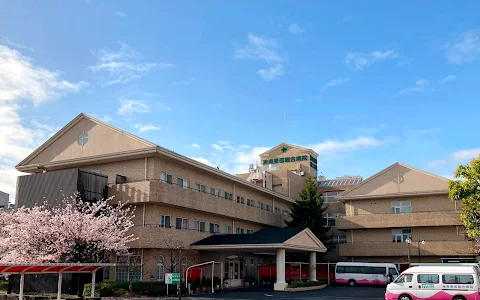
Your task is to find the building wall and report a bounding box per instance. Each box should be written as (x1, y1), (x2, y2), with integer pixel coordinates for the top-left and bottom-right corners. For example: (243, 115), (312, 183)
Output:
(344, 194), (458, 216)
(0, 191), (10, 208)
(259, 146), (317, 178)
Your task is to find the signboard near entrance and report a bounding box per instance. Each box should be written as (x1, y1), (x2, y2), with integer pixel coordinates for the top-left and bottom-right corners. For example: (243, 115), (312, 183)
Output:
(165, 273), (180, 284)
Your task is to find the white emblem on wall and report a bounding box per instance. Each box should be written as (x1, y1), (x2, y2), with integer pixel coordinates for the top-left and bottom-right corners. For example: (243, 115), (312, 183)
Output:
(393, 174), (404, 185)
(77, 131), (89, 146)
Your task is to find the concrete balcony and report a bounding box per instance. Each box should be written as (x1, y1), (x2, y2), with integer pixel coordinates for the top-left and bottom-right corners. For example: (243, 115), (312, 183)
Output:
(109, 180), (284, 227)
(128, 225), (213, 249)
(339, 240), (475, 257)
(336, 212), (463, 230)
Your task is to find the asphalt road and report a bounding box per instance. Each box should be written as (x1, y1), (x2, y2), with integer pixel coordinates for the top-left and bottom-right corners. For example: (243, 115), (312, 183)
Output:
(190, 285), (386, 300)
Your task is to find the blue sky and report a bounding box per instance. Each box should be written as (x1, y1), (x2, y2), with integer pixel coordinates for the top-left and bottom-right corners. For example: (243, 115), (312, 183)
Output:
(1, 1), (480, 200)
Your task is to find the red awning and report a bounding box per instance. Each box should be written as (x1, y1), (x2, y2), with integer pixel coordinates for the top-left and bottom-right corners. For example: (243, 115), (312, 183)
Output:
(0, 263), (115, 274)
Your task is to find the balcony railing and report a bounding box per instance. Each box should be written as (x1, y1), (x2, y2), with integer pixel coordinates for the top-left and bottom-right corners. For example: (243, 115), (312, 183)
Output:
(336, 211), (463, 230)
(338, 240), (475, 257)
(109, 180), (285, 227)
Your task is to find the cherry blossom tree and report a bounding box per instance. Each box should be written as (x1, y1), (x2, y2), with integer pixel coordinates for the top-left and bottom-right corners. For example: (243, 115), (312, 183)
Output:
(0, 195), (136, 264)
(0, 195), (136, 295)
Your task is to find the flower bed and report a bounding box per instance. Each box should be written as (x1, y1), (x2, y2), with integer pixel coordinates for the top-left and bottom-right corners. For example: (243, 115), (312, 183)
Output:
(285, 280), (327, 292)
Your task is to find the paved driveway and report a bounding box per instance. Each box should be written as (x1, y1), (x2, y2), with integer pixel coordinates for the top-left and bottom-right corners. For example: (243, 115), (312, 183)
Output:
(192, 285), (386, 300)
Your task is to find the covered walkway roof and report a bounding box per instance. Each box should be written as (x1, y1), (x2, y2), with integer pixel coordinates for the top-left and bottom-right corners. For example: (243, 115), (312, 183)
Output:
(191, 227), (327, 252)
(0, 263), (113, 274)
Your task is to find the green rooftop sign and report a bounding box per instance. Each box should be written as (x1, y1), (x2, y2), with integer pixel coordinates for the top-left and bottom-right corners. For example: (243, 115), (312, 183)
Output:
(262, 155), (318, 170)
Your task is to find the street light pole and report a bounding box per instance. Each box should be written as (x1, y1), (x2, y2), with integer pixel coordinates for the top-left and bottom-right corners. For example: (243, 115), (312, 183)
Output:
(405, 238), (411, 263)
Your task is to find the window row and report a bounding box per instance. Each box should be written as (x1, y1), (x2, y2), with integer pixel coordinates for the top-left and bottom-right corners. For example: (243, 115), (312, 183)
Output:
(391, 200), (412, 214)
(160, 172), (289, 216)
(332, 236), (347, 244)
(323, 191), (340, 203)
(392, 228), (412, 243)
(159, 215), (255, 234)
(323, 213), (346, 227)
(396, 273), (474, 285)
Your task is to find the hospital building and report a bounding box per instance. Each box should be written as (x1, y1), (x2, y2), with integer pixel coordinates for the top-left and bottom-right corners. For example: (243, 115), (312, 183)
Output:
(14, 113), (476, 290)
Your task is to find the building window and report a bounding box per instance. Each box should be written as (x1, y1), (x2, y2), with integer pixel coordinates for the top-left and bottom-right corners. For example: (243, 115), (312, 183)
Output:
(116, 175), (127, 184)
(224, 192), (233, 200)
(247, 199), (255, 207)
(237, 196), (245, 204)
(323, 191), (339, 203)
(392, 228), (412, 243)
(194, 220), (206, 232)
(157, 256), (165, 281)
(210, 188), (220, 197)
(159, 215), (171, 228)
(196, 183), (206, 193)
(324, 213), (338, 227)
(275, 207), (281, 215)
(116, 255), (142, 282)
(224, 225), (233, 234)
(236, 228), (245, 234)
(259, 202), (265, 210)
(332, 236), (347, 244)
(177, 178), (190, 189)
(265, 204), (272, 212)
(247, 229), (254, 234)
(391, 201), (412, 214)
(210, 223), (219, 234)
(160, 172), (173, 184)
(282, 210), (289, 217)
(176, 218), (188, 230)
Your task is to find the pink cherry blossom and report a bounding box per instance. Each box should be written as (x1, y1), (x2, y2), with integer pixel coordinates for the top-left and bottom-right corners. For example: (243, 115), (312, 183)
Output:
(0, 194), (136, 263)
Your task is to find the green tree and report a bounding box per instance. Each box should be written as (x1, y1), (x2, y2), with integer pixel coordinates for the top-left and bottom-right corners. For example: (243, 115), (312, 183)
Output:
(285, 175), (331, 249)
(448, 154), (480, 239)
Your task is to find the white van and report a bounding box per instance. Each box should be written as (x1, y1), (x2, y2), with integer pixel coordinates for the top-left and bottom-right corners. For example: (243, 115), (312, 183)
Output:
(335, 262), (399, 286)
(386, 265), (480, 300)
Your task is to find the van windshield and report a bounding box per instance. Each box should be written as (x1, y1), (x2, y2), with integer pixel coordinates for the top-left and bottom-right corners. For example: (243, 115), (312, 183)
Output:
(388, 268), (399, 276)
(394, 274), (413, 283)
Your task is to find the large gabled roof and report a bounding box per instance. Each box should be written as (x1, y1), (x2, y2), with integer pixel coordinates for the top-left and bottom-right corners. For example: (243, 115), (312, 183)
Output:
(338, 162), (450, 198)
(259, 142), (318, 157)
(16, 113), (156, 167)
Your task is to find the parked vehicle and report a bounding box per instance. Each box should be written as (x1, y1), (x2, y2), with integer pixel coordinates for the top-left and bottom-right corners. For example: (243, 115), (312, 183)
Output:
(335, 262), (399, 286)
(386, 265), (480, 300)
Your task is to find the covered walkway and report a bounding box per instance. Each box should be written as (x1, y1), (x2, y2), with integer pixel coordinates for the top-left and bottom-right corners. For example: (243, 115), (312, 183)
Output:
(191, 227), (327, 291)
(0, 263), (115, 300)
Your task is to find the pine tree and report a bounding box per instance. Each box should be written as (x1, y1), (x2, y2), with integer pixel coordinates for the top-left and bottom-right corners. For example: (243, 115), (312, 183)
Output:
(285, 174), (332, 250)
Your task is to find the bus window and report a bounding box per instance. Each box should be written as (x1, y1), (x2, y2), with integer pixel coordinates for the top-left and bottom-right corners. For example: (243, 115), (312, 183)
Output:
(336, 266), (345, 273)
(442, 274), (474, 284)
(418, 274), (439, 284)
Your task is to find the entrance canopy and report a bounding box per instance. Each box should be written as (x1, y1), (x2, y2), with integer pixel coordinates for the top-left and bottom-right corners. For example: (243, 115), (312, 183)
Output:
(191, 227), (327, 253)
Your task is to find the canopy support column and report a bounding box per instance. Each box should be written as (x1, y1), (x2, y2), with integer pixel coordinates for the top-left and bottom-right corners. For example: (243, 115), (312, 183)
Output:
(19, 273), (25, 300)
(91, 271), (96, 298)
(274, 248), (287, 291)
(57, 273), (63, 300)
(309, 252), (317, 282)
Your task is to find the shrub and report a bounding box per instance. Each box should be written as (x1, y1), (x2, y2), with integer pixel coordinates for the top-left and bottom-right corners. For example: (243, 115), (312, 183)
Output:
(287, 280), (325, 288)
(83, 281), (187, 297)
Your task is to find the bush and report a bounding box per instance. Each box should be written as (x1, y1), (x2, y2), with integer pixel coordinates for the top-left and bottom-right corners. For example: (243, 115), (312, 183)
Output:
(83, 281), (187, 297)
(287, 280), (325, 288)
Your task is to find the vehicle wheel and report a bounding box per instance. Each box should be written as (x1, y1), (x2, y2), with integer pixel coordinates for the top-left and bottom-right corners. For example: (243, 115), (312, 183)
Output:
(398, 295), (412, 300)
(348, 279), (356, 286)
(452, 296), (466, 300)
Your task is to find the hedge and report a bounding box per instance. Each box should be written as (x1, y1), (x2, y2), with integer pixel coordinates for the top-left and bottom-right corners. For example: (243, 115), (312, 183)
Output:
(287, 280), (325, 288)
(83, 281), (187, 297)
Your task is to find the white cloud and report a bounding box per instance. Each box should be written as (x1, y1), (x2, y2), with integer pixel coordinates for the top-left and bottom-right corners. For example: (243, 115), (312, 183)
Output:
(212, 144), (224, 152)
(134, 123), (160, 133)
(439, 75), (457, 84)
(258, 64), (284, 80)
(234, 33), (286, 80)
(344, 49), (398, 71)
(0, 44), (82, 200)
(234, 33), (283, 63)
(307, 136), (391, 156)
(334, 115), (344, 120)
(320, 77), (349, 92)
(0, 44), (86, 106)
(102, 115), (113, 123)
(1, 36), (35, 52)
(289, 24), (304, 35)
(114, 11), (125, 17)
(89, 43), (174, 86)
(117, 99), (152, 116)
(191, 157), (215, 167)
(187, 143), (201, 149)
(342, 16), (353, 22)
(447, 29), (480, 64)
(428, 148), (480, 170)
(396, 79), (429, 95)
